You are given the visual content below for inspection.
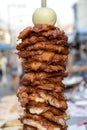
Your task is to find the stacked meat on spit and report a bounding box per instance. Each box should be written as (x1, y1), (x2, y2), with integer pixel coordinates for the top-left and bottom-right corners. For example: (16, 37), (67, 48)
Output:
(16, 24), (69, 130)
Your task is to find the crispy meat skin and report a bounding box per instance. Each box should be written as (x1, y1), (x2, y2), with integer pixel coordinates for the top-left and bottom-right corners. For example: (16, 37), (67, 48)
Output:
(40, 29), (64, 38)
(33, 24), (56, 32)
(18, 26), (33, 39)
(17, 86), (34, 96)
(26, 103), (68, 117)
(42, 111), (66, 126)
(24, 111), (67, 126)
(23, 59), (66, 68)
(21, 72), (68, 86)
(16, 39), (30, 50)
(18, 50), (44, 58)
(17, 38), (68, 51)
(18, 24), (67, 40)
(28, 36), (47, 44)
(42, 110), (69, 121)
(17, 82), (64, 94)
(17, 86), (67, 101)
(22, 61), (65, 72)
(26, 42), (69, 54)
(17, 39), (69, 51)
(17, 89), (67, 110)
(35, 89), (67, 101)
(18, 51), (68, 62)
(21, 76), (66, 86)
(33, 24), (65, 39)
(16, 36), (47, 50)
(37, 84), (64, 92)
(20, 112), (67, 130)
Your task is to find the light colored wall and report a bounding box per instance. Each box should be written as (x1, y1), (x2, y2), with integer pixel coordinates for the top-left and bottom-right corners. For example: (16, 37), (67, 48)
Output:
(77, 0), (87, 29)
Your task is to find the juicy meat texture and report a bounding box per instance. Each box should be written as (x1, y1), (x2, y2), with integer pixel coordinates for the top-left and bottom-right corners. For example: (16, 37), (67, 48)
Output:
(18, 50), (44, 58)
(22, 61), (65, 72)
(18, 24), (67, 41)
(18, 51), (68, 63)
(17, 87), (67, 108)
(41, 111), (66, 126)
(17, 38), (68, 51)
(33, 24), (56, 32)
(28, 93), (67, 110)
(25, 102), (69, 120)
(17, 86), (67, 102)
(21, 75), (66, 86)
(21, 72), (68, 86)
(18, 26), (33, 39)
(33, 24), (65, 39)
(17, 88), (67, 110)
(40, 29), (64, 39)
(20, 112), (67, 130)
(17, 86), (33, 96)
(17, 82), (65, 94)
(23, 59), (66, 68)
(26, 102), (68, 118)
(35, 89), (67, 101)
(42, 110), (69, 121)
(26, 42), (69, 54)
(16, 36), (47, 50)
(32, 91), (67, 109)
(35, 83), (65, 92)
(36, 83), (64, 92)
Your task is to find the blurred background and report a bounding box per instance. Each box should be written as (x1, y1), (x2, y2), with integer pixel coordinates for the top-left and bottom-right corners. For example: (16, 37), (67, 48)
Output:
(0, 0), (87, 129)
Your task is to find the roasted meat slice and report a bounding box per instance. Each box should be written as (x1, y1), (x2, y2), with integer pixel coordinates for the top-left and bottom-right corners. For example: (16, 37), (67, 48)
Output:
(48, 91), (67, 101)
(16, 36), (47, 50)
(37, 83), (65, 92)
(28, 35), (47, 44)
(28, 94), (67, 110)
(23, 59), (66, 68)
(17, 91), (29, 107)
(21, 75), (65, 86)
(26, 103), (68, 119)
(28, 53), (68, 63)
(17, 86), (33, 107)
(20, 113), (67, 130)
(18, 50), (44, 58)
(40, 28), (64, 38)
(42, 111), (66, 126)
(21, 72), (67, 86)
(26, 103), (49, 115)
(33, 24), (56, 32)
(17, 87), (67, 102)
(35, 89), (67, 101)
(16, 38), (31, 50)
(18, 51), (68, 62)
(26, 42), (69, 54)
(17, 89), (67, 110)
(18, 26), (33, 39)
(18, 51), (54, 59)
(22, 61), (65, 72)
(17, 86), (33, 96)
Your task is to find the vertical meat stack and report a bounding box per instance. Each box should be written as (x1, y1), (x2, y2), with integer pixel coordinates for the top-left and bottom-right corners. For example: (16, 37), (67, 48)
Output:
(16, 24), (69, 130)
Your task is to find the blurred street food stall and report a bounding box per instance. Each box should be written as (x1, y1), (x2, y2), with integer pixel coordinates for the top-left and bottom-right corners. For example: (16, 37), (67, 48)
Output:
(0, 95), (23, 130)
(68, 28), (87, 79)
